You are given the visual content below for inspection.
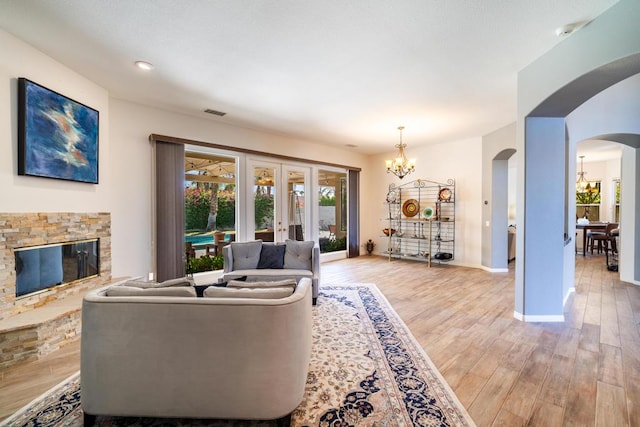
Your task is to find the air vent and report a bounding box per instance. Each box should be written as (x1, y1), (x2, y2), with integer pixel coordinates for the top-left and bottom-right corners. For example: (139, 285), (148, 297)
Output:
(204, 109), (227, 117)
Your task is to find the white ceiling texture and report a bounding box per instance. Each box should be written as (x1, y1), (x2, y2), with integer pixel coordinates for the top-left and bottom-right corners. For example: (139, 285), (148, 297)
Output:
(0, 0), (619, 155)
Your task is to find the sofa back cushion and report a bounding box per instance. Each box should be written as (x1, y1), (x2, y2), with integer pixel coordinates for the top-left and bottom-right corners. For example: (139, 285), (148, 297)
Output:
(203, 286), (293, 299)
(257, 243), (286, 269)
(123, 277), (194, 289)
(106, 285), (196, 297)
(284, 240), (314, 270)
(227, 278), (296, 291)
(231, 240), (263, 270)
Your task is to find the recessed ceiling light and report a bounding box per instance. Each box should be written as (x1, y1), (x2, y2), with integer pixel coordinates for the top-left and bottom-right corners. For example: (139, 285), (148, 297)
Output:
(135, 60), (154, 71)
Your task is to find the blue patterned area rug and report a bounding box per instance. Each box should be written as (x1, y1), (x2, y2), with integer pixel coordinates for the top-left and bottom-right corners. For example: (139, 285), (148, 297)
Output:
(2, 284), (475, 427)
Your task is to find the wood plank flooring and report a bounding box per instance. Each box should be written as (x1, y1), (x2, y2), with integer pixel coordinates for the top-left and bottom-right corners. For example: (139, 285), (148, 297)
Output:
(0, 339), (80, 421)
(321, 255), (639, 426)
(1, 254), (638, 426)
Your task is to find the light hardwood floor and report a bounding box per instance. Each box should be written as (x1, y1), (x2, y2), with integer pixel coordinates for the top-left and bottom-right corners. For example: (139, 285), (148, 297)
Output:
(1, 255), (638, 426)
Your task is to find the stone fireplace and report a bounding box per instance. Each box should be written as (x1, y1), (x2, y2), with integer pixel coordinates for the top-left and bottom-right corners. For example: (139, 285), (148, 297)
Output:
(0, 212), (112, 368)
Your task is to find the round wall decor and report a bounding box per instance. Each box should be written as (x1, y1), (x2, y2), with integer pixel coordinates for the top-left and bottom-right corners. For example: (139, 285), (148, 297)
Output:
(438, 187), (452, 202)
(402, 199), (419, 217)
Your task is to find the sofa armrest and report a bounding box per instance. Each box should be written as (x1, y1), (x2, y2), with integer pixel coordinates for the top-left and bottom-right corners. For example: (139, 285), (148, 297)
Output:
(223, 245), (233, 273)
(312, 246), (320, 278)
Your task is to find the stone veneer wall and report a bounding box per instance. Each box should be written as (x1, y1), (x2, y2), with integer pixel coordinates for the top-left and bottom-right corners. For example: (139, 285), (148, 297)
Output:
(0, 212), (112, 321)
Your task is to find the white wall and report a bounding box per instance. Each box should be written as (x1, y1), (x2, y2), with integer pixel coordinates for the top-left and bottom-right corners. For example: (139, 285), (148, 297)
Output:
(366, 137), (483, 268)
(508, 156), (517, 223)
(0, 29), (110, 213)
(108, 99), (370, 277)
(1, 25), (505, 279)
(0, 27), (370, 280)
(574, 157), (621, 226)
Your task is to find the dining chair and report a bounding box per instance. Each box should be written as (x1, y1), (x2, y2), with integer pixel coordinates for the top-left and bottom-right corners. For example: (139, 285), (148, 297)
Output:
(589, 223), (618, 255)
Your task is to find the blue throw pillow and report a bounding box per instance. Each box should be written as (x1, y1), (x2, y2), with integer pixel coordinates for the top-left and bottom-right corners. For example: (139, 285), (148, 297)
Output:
(257, 244), (286, 269)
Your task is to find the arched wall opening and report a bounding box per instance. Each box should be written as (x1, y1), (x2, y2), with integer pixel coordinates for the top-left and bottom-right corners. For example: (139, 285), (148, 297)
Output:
(572, 134), (640, 282)
(481, 124), (517, 271)
(515, 0), (640, 321)
(489, 149), (517, 271)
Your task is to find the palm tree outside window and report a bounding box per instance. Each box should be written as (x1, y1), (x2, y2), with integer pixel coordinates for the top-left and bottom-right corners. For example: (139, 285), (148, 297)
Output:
(576, 181), (601, 221)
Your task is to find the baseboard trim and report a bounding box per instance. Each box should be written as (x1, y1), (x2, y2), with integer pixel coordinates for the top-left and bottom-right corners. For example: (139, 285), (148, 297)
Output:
(320, 251), (347, 263)
(563, 287), (576, 308)
(513, 311), (565, 322)
(480, 266), (509, 273)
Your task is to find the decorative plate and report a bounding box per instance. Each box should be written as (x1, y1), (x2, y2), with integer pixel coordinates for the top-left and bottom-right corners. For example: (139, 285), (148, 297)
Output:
(423, 206), (435, 219)
(438, 187), (452, 202)
(386, 190), (397, 203)
(402, 199), (419, 217)
(434, 252), (453, 260)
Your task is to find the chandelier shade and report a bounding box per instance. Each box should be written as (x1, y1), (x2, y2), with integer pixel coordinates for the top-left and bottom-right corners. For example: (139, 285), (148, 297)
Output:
(385, 126), (416, 179)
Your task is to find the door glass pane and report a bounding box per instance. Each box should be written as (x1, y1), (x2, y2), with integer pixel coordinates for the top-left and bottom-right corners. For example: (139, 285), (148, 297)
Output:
(254, 166), (276, 241)
(287, 170), (305, 241)
(184, 151), (236, 271)
(318, 169), (348, 253)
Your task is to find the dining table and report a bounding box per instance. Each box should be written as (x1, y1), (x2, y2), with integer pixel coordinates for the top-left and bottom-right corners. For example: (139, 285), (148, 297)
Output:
(576, 222), (607, 256)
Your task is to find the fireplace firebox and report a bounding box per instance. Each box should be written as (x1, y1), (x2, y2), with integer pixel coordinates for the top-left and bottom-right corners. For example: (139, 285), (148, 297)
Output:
(14, 239), (100, 298)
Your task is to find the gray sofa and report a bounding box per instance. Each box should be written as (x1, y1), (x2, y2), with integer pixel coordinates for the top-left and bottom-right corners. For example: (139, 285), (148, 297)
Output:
(221, 240), (320, 304)
(81, 277), (312, 425)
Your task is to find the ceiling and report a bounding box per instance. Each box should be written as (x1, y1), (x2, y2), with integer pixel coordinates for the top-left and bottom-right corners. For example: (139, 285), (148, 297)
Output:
(577, 139), (623, 163)
(0, 0), (619, 155)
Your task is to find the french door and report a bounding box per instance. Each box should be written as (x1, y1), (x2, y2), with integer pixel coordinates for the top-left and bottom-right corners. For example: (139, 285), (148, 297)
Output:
(247, 160), (310, 243)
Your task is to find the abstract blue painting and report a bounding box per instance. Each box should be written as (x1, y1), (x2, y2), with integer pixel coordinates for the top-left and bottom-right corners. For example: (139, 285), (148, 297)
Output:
(18, 78), (99, 183)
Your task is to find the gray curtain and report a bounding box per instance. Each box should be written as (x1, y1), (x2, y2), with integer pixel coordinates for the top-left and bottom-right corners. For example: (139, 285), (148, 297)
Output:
(348, 170), (360, 257)
(155, 141), (185, 281)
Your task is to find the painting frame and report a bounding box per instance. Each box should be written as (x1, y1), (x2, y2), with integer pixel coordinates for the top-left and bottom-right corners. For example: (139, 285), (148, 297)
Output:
(18, 78), (99, 184)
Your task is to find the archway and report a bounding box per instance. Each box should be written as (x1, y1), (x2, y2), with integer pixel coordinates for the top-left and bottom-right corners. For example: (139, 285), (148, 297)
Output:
(515, 0), (640, 320)
(488, 148), (516, 271)
(577, 134), (640, 279)
(518, 66), (640, 320)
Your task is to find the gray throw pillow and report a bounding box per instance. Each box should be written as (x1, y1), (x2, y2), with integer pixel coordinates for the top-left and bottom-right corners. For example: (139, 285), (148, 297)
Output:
(203, 286), (293, 299)
(158, 277), (195, 287)
(257, 243), (286, 269)
(283, 240), (314, 270)
(231, 240), (263, 270)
